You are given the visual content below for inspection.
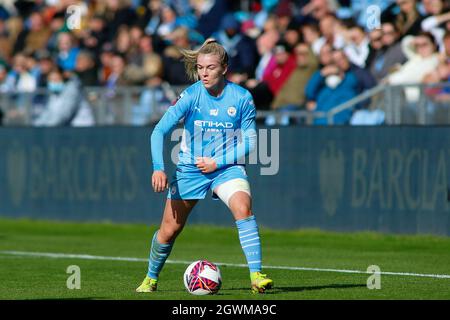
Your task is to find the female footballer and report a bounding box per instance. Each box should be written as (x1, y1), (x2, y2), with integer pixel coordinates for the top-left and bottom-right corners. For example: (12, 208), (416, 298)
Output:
(136, 39), (273, 294)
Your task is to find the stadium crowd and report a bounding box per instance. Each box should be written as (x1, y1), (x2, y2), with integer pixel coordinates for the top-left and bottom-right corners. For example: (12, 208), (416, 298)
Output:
(0, 0), (449, 126)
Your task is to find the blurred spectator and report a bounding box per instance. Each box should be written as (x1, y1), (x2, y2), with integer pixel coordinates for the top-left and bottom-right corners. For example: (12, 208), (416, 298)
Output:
(253, 0), (279, 30)
(441, 30), (450, 64)
(156, 4), (179, 40)
(332, 49), (377, 120)
(254, 29), (280, 81)
(274, 0), (295, 34)
(261, 14), (280, 34)
(213, 13), (258, 80)
(272, 43), (319, 110)
(382, 0), (424, 38)
(369, 22), (407, 82)
(32, 50), (52, 87)
(385, 31), (440, 102)
(167, 0), (194, 19)
(305, 49), (359, 125)
(30, 50), (55, 114)
(0, 63), (8, 92)
(240, 18), (261, 40)
(56, 32), (80, 72)
(143, 0), (163, 35)
(5, 16), (23, 51)
(317, 13), (346, 53)
(102, 0), (138, 42)
(422, 30), (450, 103)
(422, 62), (450, 123)
(74, 50), (99, 86)
(25, 52), (40, 80)
(161, 27), (192, 85)
(0, 18), (13, 63)
(126, 34), (163, 85)
(246, 40), (297, 110)
(301, 22), (323, 55)
(333, 49), (376, 96)
(45, 10), (66, 54)
(33, 68), (95, 126)
(301, 0), (336, 22)
(143, 1), (191, 41)
(423, 63), (450, 99)
(193, 0), (229, 39)
(105, 52), (130, 89)
(2, 53), (37, 92)
(79, 14), (108, 56)
(342, 21), (370, 68)
(318, 42), (334, 67)
(114, 25), (132, 56)
(103, 52), (132, 124)
(13, 11), (51, 55)
(267, 42), (319, 125)
(98, 44), (114, 84)
(366, 28), (384, 68)
(421, 0), (448, 16)
(282, 20), (301, 50)
(129, 24), (145, 51)
(421, 4), (450, 51)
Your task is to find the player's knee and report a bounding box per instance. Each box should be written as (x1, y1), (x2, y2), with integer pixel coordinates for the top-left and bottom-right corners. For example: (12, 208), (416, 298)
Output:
(159, 224), (182, 243)
(233, 203), (252, 219)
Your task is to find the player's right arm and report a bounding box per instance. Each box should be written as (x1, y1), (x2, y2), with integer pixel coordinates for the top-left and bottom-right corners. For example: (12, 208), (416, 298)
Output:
(151, 90), (192, 192)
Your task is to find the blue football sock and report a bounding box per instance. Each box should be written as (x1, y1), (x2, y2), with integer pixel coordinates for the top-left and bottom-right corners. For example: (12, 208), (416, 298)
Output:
(236, 215), (262, 273)
(147, 230), (173, 279)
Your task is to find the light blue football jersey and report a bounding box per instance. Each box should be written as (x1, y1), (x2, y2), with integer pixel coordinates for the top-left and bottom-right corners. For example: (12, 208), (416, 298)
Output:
(151, 80), (256, 171)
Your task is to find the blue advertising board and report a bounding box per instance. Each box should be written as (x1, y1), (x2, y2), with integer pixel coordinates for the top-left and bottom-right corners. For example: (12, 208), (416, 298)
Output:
(0, 126), (449, 235)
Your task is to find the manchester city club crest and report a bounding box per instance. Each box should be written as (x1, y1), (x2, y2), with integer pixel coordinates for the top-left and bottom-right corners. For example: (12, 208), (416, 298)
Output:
(227, 106), (237, 117)
(6, 142), (27, 207)
(319, 141), (345, 217)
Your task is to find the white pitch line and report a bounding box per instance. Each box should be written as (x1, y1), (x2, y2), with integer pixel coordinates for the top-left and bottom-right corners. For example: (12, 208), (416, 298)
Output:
(1, 250), (450, 280)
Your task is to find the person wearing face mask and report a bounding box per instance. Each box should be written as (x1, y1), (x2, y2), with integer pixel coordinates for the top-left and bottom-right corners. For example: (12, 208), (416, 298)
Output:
(305, 50), (359, 125)
(33, 68), (95, 126)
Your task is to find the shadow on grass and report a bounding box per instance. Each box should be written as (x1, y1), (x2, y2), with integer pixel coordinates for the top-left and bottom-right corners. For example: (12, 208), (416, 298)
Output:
(27, 297), (108, 300)
(224, 283), (366, 294)
(277, 283), (367, 293)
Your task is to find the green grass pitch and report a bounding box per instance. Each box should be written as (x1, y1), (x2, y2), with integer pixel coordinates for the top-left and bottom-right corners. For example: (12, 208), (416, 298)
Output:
(0, 218), (450, 300)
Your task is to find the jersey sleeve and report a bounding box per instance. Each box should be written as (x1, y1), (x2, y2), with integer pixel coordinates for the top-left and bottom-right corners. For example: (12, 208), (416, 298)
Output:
(215, 91), (257, 169)
(150, 90), (192, 171)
